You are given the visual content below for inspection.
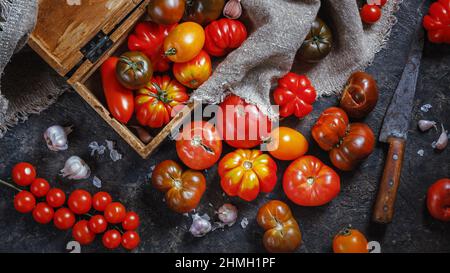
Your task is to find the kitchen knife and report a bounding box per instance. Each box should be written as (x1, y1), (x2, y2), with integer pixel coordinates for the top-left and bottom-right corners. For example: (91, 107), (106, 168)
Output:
(372, 23), (425, 224)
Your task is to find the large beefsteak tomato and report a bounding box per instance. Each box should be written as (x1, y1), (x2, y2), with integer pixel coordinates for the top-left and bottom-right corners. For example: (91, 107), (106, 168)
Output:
(204, 18), (248, 57)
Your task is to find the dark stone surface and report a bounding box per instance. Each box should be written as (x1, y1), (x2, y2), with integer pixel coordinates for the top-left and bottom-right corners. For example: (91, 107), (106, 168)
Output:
(0, 0), (448, 253)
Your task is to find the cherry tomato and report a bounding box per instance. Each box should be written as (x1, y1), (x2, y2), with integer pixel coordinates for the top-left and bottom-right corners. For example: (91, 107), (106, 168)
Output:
(164, 22), (205, 63)
(14, 191), (36, 213)
(267, 127), (308, 161)
(361, 4), (382, 24)
(53, 208), (76, 230)
(104, 202), (127, 224)
(147, 0), (185, 25)
(427, 178), (450, 221)
(176, 121), (222, 170)
(122, 212), (140, 231)
(257, 200), (302, 253)
(30, 178), (50, 198)
(68, 189), (92, 215)
(103, 229), (122, 249)
(11, 162), (36, 186)
(173, 50), (212, 89)
(89, 215), (108, 234)
(72, 220), (96, 245)
(152, 160), (206, 213)
(92, 192), (113, 212)
(283, 156), (340, 206)
(217, 95), (272, 149)
(46, 188), (66, 208)
(333, 226), (369, 253)
(32, 202), (54, 224)
(121, 231), (140, 250)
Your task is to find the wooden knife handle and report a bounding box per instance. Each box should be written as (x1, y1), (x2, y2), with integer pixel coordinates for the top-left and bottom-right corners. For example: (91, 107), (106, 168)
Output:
(373, 137), (406, 224)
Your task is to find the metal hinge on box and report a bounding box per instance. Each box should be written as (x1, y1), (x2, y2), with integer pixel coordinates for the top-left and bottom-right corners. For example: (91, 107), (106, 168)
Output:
(81, 31), (113, 63)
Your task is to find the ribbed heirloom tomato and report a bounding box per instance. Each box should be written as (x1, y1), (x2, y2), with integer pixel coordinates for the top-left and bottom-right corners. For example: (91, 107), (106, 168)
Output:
(173, 50), (212, 89)
(423, 0), (450, 44)
(164, 22), (205, 63)
(218, 149), (277, 201)
(266, 127), (308, 161)
(333, 226), (369, 253)
(152, 160), (206, 213)
(257, 200), (302, 253)
(204, 18), (248, 57)
(283, 156), (340, 206)
(176, 121), (222, 170)
(135, 75), (189, 128)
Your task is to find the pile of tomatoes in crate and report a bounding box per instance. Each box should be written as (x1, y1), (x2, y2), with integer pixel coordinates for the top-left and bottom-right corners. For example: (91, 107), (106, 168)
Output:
(101, 0), (247, 129)
(7, 162), (140, 251)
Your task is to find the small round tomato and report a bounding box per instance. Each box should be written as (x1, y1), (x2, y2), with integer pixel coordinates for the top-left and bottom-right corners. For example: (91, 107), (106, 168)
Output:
(361, 4), (382, 24)
(121, 231), (140, 250)
(219, 149), (277, 201)
(164, 22), (205, 63)
(53, 208), (76, 230)
(152, 160), (206, 213)
(116, 51), (153, 89)
(283, 156), (340, 206)
(11, 162), (36, 186)
(46, 188), (66, 208)
(103, 230), (122, 249)
(68, 189), (92, 215)
(257, 200), (302, 253)
(32, 202), (54, 224)
(173, 50), (212, 89)
(30, 178), (50, 198)
(267, 127), (308, 161)
(122, 212), (140, 231)
(147, 0), (185, 25)
(104, 202), (127, 224)
(14, 191), (36, 213)
(333, 226), (369, 253)
(72, 220), (96, 245)
(89, 215), (108, 234)
(92, 192), (113, 212)
(427, 178), (450, 221)
(176, 121), (222, 170)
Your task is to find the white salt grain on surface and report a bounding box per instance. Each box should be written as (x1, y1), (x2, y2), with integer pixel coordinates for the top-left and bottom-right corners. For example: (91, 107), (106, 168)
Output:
(89, 141), (106, 156)
(420, 104), (432, 112)
(240, 217), (249, 229)
(417, 149), (424, 157)
(92, 176), (102, 188)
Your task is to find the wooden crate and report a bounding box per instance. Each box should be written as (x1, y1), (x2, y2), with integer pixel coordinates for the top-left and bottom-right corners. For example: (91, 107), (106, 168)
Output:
(28, 0), (194, 158)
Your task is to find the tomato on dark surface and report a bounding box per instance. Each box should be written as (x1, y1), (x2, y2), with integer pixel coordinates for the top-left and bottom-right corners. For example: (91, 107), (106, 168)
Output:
(68, 189), (92, 215)
(121, 231), (140, 250)
(104, 202), (127, 224)
(11, 162), (36, 186)
(427, 178), (450, 221)
(30, 178), (50, 198)
(72, 220), (96, 245)
(14, 191), (36, 213)
(333, 226), (369, 253)
(103, 230), (122, 249)
(46, 188), (66, 208)
(53, 208), (76, 230)
(298, 18), (333, 63)
(88, 215), (108, 234)
(92, 192), (113, 212)
(32, 202), (54, 224)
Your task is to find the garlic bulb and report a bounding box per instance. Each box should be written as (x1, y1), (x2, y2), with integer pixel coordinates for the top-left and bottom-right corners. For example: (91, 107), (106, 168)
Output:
(217, 203), (238, 226)
(223, 0), (242, 19)
(60, 156), (91, 180)
(44, 125), (73, 151)
(418, 120), (436, 132)
(189, 214), (212, 237)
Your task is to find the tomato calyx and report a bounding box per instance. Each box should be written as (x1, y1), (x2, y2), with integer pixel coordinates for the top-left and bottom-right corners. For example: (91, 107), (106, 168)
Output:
(306, 177), (315, 186)
(338, 225), (353, 236)
(190, 135), (216, 155)
(165, 48), (177, 56)
(119, 56), (146, 79)
(335, 124), (351, 149)
(243, 161), (253, 170)
(150, 83), (173, 104)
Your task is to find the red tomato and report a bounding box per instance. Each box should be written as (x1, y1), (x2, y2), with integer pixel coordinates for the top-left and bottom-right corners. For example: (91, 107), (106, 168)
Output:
(204, 18), (248, 57)
(88, 215), (108, 234)
(46, 188), (66, 208)
(176, 121), (222, 170)
(121, 231), (140, 250)
(104, 202), (127, 224)
(423, 0), (450, 44)
(333, 226), (369, 253)
(32, 202), (54, 224)
(103, 230), (122, 249)
(53, 208), (76, 230)
(122, 212), (140, 231)
(100, 57), (134, 124)
(30, 178), (50, 198)
(360, 4), (382, 24)
(92, 192), (112, 212)
(68, 189), (92, 215)
(72, 220), (96, 245)
(135, 75), (189, 128)
(217, 95), (272, 149)
(173, 50), (212, 89)
(427, 178), (450, 221)
(368, 0), (387, 6)
(273, 73), (317, 118)
(14, 191), (36, 213)
(218, 149), (277, 201)
(283, 156), (340, 206)
(11, 162), (36, 186)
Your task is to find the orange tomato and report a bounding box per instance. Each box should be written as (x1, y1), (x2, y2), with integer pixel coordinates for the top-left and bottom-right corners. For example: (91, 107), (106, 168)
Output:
(173, 50), (212, 89)
(266, 127), (308, 161)
(164, 22), (205, 63)
(333, 226), (369, 253)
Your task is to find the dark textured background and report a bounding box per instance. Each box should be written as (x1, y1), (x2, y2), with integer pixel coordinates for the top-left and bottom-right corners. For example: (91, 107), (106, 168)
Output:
(0, 0), (449, 253)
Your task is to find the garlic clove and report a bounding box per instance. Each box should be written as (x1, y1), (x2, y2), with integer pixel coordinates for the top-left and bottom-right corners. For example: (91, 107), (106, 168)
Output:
(223, 0), (242, 20)
(217, 203), (238, 226)
(60, 156), (91, 180)
(44, 125), (73, 151)
(418, 120), (437, 132)
(189, 213), (212, 237)
(434, 124), (448, 150)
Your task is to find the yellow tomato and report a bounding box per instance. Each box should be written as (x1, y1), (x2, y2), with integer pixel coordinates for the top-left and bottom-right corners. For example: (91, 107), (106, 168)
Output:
(267, 127), (308, 161)
(173, 50), (212, 89)
(164, 22), (205, 63)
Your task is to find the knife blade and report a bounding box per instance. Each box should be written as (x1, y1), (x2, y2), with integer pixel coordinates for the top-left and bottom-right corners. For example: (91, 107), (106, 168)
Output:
(372, 21), (425, 224)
